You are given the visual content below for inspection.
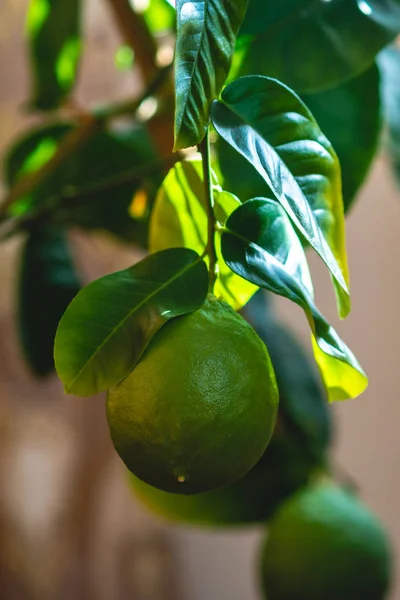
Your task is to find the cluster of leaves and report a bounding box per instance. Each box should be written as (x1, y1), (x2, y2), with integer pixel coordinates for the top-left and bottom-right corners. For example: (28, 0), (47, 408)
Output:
(2, 0), (400, 402)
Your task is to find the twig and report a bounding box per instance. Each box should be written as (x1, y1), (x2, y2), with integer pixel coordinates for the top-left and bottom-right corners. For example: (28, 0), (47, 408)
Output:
(105, 0), (158, 84)
(0, 65), (173, 222)
(0, 152), (185, 241)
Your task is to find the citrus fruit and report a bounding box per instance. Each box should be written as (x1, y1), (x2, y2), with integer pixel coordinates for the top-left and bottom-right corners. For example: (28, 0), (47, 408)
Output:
(129, 292), (332, 524)
(259, 480), (392, 600)
(106, 297), (278, 495)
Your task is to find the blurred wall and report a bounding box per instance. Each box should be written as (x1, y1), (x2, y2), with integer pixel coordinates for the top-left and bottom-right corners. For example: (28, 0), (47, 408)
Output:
(1, 1), (400, 599)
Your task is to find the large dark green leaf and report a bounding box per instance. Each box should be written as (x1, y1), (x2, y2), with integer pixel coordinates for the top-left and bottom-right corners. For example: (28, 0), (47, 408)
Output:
(174, 0), (248, 149)
(378, 46), (400, 182)
(221, 198), (367, 401)
(54, 248), (208, 396)
(211, 76), (350, 318)
(149, 158), (257, 309)
(4, 123), (159, 245)
(302, 63), (382, 212)
(218, 65), (382, 214)
(26, 0), (82, 110)
(18, 227), (81, 376)
(237, 0), (400, 93)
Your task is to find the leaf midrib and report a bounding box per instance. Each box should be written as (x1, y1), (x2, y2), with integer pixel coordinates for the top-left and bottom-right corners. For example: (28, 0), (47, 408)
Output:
(64, 253), (203, 392)
(175, 0), (209, 140)
(213, 100), (349, 300)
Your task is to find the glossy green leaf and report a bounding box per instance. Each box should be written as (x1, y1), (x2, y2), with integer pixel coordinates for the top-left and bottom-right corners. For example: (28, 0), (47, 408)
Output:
(173, 0), (248, 149)
(4, 123), (160, 245)
(221, 198), (367, 401)
(211, 75), (350, 318)
(26, 0), (82, 109)
(302, 63), (382, 212)
(378, 46), (400, 182)
(18, 227), (81, 376)
(218, 65), (382, 214)
(237, 0), (400, 93)
(54, 248), (208, 396)
(149, 159), (257, 309)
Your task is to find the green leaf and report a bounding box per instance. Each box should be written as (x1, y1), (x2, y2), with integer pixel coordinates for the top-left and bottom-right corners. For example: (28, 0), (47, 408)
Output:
(378, 46), (400, 183)
(18, 227), (81, 377)
(174, 0), (248, 150)
(237, 0), (400, 93)
(54, 248), (208, 396)
(149, 159), (257, 309)
(301, 63), (382, 212)
(211, 75), (350, 318)
(143, 0), (176, 32)
(4, 123), (160, 245)
(221, 198), (367, 401)
(217, 65), (382, 214)
(26, 0), (82, 110)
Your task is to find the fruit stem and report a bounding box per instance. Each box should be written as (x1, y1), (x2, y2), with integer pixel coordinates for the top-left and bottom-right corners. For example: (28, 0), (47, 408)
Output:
(199, 130), (217, 292)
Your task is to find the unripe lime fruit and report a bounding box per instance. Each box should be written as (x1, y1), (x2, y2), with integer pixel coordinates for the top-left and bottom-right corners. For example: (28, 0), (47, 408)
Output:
(106, 298), (278, 494)
(259, 481), (392, 600)
(129, 297), (331, 524)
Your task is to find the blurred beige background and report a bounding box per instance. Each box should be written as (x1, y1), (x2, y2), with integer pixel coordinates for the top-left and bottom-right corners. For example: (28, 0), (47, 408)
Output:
(0, 1), (399, 599)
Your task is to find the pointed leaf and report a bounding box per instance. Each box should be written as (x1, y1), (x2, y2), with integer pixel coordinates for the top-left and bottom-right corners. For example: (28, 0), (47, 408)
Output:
(237, 0), (400, 93)
(54, 248), (208, 396)
(27, 0), (82, 110)
(174, 0), (248, 149)
(217, 65), (382, 214)
(18, 227), (81, 376)
(149, 159), (257, 309)
(211, 75), (350, 318)
(221, 198), (367, 401)
(301, 63), (382, 211)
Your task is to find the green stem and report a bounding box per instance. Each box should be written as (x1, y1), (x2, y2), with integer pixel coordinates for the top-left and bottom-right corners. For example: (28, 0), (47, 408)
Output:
(199, 130), (217, 293)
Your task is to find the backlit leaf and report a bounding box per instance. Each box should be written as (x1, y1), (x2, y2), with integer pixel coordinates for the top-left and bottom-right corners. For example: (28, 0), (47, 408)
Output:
(27, 0), (82, 109)
(221, 198), (367, 401)
(149, 159), (257, 309)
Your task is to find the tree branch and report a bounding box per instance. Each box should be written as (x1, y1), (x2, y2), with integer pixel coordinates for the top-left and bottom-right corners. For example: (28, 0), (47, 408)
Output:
(0, 65), (173, 222)
(105, 0), (158, 84)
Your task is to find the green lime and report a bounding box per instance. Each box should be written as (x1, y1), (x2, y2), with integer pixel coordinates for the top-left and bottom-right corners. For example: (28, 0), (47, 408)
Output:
(129, 293), (332, 525)
(107, 297), (278, 495)
(259, 481), (392, 600)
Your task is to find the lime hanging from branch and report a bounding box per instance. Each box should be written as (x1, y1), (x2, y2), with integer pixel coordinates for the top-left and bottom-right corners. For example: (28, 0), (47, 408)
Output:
(106, 297), (279, 494)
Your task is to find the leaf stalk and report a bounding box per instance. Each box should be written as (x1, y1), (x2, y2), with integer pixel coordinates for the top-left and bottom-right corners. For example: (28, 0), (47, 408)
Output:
(199, 130), (217, 292)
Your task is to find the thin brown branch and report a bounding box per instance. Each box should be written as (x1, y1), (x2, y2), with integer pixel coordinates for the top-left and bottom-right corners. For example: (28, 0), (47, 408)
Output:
(0, 65), (173, 223)
(105, 0), (158, 84)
